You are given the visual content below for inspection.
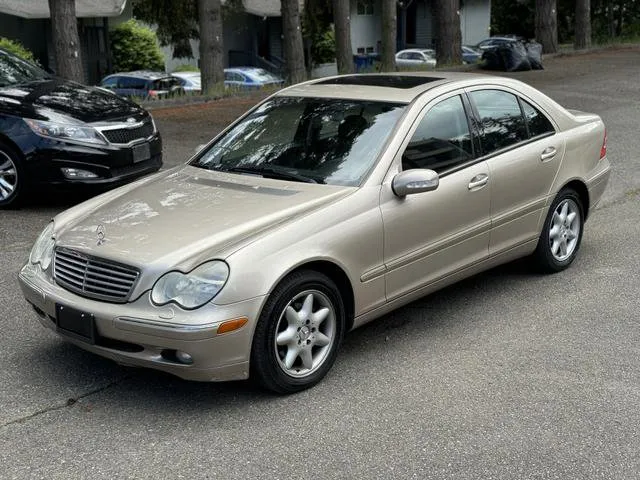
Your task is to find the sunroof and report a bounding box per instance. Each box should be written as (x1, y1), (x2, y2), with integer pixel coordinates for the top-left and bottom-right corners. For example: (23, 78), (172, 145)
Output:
(316, 75), (443, 89)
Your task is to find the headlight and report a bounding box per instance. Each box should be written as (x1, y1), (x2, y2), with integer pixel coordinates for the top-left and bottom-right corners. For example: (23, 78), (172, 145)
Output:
(25, 119), (107, 145)
(29, 222), (55, 270)
(151, 261), (229, 310)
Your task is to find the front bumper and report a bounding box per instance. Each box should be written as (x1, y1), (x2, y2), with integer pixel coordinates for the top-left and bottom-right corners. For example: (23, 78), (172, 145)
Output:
(23, 132), (163, 189)
(19, 263), (266, 382)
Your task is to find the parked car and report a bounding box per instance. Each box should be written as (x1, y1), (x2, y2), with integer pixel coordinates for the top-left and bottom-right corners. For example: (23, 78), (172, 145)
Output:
(100, 71), (185, 98)
(462, 45), (482, 64)
(474, 36), (525, 51)
(171, 71), (201, 93)
(395, 49), (437, 69)
(0, 48), (162, 208)
(20, 73), (610, 393)
(224, 67), (284, 90)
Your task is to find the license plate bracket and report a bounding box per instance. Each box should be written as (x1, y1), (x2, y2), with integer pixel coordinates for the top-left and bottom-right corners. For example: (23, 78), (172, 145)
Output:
(132, 142), (151, 163)
(55, 304), (96, 344)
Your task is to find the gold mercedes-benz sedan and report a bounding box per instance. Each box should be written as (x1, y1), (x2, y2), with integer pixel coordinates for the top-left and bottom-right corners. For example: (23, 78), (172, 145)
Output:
(19, 73), (610, 393)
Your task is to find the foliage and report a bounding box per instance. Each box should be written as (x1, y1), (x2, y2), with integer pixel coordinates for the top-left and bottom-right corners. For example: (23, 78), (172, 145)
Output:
(0, 37), (36, 62)
(302, 0), (335, 65)
(313, 29), (337, 64)
(173, 64), (200, 72)
(491, 0), (640, 45)
(133, 0), (199, 58)
(110, 20), (165, 72)
(133, 0), (243, 59)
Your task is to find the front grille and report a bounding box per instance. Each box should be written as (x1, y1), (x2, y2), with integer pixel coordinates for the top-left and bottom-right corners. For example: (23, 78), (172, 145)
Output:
(100, 120), (154, 145)
(53, 248), (140, 303)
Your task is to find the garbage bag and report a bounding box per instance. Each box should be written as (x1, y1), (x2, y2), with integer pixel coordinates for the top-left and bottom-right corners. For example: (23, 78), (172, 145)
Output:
(500, 42), (531, 72)
(481, 48), (504, 71)
(526, 42), (544, 70)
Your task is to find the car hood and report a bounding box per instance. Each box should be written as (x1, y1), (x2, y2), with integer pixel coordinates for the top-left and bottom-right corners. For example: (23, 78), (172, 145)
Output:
(54, 166), (354, 270)
(0, 79), (142, 123)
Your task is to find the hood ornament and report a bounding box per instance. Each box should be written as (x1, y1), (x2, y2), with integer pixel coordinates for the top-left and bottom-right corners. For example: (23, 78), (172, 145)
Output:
(96, 224), (106, 245)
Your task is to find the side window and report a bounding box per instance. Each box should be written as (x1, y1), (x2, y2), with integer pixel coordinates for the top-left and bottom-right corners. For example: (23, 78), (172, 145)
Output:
(402, 95), (473, 173)
(470, 89), (527, 154)
(119, 77), (147, 90)
(521, 99), (555, 138)
(101, 76), (118, 87)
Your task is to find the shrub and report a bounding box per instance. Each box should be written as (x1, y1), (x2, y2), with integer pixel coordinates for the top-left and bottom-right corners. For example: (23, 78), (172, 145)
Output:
(0, 37), (36, 62)
(312, 29), (336, 65)
(109, 20), (165, 72)
(173, 64), (200, 72)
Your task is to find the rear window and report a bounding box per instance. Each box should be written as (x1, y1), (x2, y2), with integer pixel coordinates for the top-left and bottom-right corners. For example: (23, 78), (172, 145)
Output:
(152, 77), (181, 90)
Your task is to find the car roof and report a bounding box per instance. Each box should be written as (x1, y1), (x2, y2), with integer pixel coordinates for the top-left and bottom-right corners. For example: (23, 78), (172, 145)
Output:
(396, 49), (432, 54)
(105, 71), (171, 80)
(275, 72), (530, 104)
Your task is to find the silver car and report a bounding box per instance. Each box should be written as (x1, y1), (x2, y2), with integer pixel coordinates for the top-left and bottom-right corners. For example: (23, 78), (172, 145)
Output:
(395, 49), (437, 69)
(20, 73), (611, 393)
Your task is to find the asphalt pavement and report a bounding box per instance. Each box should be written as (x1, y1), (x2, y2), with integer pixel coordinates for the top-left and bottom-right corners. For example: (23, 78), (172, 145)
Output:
(1, 47), (640, 479)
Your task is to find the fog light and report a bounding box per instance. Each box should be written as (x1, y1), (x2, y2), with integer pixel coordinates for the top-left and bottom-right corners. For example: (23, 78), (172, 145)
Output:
(61, 167), (98, 179)
(175, 351), (193, 365)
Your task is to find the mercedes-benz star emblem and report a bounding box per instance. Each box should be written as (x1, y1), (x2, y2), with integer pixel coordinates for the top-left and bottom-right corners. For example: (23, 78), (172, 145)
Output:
(96, 224), (106, 245)
(126, 117), (136, 124)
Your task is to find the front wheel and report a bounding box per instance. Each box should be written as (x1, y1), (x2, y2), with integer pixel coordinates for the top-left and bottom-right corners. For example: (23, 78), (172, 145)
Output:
(250, 270), (345, 394)
(532, 189), (584, 273)
(0, 144), (23, 209)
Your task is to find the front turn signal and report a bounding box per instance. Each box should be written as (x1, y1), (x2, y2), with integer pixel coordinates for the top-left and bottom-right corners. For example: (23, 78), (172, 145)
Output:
(217, 317), (248, 335)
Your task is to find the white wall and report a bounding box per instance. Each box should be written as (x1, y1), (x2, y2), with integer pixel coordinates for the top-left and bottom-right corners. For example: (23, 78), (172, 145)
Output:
(350, 0), (381, 54)
(460, 0), (491, 45)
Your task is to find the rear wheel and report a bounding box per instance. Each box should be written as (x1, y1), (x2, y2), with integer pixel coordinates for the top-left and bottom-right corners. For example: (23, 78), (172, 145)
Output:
(250, 270), (345, 394)
(0, 144), (23, 209)
(532, 189), (584, 273)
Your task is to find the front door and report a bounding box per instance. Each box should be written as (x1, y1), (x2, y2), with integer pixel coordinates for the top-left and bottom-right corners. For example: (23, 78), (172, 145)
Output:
(380, 94), (491, 301)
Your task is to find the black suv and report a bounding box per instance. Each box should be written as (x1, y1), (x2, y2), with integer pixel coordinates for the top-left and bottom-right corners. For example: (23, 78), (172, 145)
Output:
(0, 49), (162, 208)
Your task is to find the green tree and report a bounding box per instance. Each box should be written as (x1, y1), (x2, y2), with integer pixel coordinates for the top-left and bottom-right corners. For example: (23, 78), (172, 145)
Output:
(0, 38), (36, 62)
(110, 20), (165, 71)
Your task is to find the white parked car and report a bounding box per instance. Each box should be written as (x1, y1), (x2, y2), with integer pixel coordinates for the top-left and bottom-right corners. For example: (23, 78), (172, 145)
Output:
(171, 71), (201, 93)
(395, 49), (437, 69)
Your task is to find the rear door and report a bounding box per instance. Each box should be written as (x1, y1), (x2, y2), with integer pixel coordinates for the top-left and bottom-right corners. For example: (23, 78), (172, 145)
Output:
(466, 88), (563, 255)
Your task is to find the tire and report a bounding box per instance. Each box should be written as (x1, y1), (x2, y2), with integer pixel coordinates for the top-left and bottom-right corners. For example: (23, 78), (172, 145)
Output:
(0, 143), (24, 209)
(250, 270), (345, 394)
(532, 188), (584, 273)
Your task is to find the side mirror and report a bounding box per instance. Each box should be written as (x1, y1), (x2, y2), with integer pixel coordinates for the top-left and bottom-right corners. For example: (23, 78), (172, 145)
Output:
(392, 169), (439, 197)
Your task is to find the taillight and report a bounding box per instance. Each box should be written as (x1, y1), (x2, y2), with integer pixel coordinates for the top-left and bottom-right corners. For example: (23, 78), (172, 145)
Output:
(600, 128), (607, 159)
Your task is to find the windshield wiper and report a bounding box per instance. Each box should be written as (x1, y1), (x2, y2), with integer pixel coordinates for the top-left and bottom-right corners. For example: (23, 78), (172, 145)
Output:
(223, 165), (318, 184)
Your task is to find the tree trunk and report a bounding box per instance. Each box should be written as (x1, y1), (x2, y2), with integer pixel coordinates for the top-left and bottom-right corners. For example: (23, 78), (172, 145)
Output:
(380, 0), (397, 72)
(48, 0), (84, 82)
(281, 0), (306, 84)
(535, 0), (558, 54)
(197, 0), (224, 94)
(434, 0), (462, 65)
(574, 0), (591, 50)
(333, 0), (354, 74)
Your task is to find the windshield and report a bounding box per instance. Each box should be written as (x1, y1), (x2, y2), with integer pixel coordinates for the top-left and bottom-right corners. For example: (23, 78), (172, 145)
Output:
(191, 96), (407, 186)
(0, 50), (50, 87)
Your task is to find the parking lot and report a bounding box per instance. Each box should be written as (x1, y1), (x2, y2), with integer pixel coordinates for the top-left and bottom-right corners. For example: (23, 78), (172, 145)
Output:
(2, 47), (640, 478)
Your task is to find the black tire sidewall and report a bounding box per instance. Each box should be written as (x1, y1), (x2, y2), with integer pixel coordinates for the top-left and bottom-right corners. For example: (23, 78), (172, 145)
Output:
(535, 189), (584, 272)
(0, 142), (24, 208)
(250, 270), (345, 394)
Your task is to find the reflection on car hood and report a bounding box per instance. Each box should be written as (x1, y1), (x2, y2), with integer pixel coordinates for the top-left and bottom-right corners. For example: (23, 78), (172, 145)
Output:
(0, 79), (142, 123)
(54, 166), (353, 270)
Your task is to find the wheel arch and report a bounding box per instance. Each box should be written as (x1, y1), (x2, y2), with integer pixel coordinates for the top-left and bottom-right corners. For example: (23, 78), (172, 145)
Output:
(559, 179), (590, 220)
(0, 132), (25, 160)
(282, 260), (356, 333)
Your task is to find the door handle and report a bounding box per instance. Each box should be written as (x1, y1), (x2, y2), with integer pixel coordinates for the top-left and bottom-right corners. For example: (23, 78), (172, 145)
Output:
(541, 147), (557, 161)
(468, 174), (489, 190)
